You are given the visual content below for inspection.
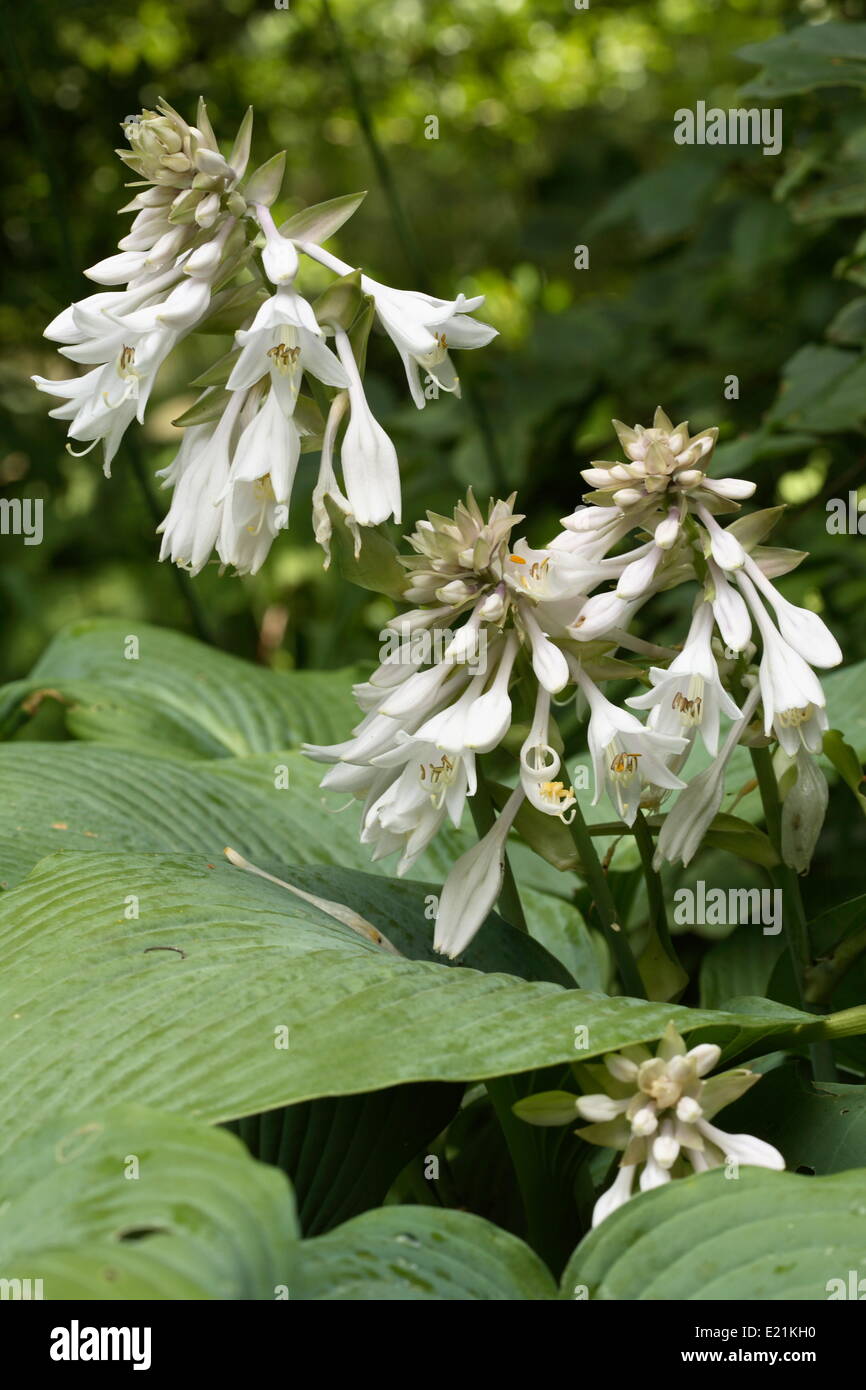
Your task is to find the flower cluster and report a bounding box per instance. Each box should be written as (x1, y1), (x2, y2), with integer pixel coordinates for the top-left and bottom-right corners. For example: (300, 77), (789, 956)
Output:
(305, 408), (842, 958)
(514, 1023), (784, 1226)
(33, 99), (495, 575)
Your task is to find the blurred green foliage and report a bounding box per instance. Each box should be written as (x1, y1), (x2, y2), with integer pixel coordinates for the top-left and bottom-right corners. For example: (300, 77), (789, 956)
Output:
(2, 0), (866, 685)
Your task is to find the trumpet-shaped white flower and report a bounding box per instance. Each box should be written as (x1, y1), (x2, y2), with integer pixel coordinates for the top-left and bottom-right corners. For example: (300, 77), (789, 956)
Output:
(653, 684), (761, 869)
(217, 388), (301, 574)
(519, 686), (577, 822)
(738, 574), (829, 755)
(574, 667), (687, 826)
(627, 602), (740, 756)
(156, 392), (244, 575)
(741, 554), (842, 669)
(707, 559), (753, 653)
(434, 787), (525, 958)
(334, 328), (401, 527)
(296, 239), (497, 409)
(226, 287), (347, 402)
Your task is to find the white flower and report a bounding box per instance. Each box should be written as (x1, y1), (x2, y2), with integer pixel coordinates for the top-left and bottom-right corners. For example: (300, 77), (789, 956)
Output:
(517, 1022), (784, 1228)
(741, 554), (842, 669)
(363, 280), (497, 409)
(707, 559), (753, 653)
(256, 205), (300, 286)
(217, 389), (301, 574)
(653, 684), (761, 868)
(433, 786), (525, 958)
(519, 686), (577, 822)
(156, 394), (244, 575)
(334, 327), (401, 526)
(364, 738), (476, 876)
(739, 575), (829, 755)
(574, 667), (687, 826)
(518, 604), (570, 694)
(226, 287), (347, 402)
(294, 239), (497, 409)
(696, 503), (746, 572)
(569, 589), (643, 642)
(615, 543), (663, 599)
(627, 602), (740, 756)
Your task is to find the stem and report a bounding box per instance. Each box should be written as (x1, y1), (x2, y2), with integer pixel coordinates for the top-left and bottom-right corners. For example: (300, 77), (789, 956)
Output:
(633, 810), (682, 973)
(319, 0), (509, 496)
(750, 746), (836, 1082)
(804, 923), (866, 1006)
(469, 763), (528, 933)
(566, 799), (646, 999)
(484, 1074), (575, 1275)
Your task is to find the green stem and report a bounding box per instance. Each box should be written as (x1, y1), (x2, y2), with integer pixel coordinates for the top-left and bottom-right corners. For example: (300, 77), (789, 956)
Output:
(484, 1074), (575, 1275)
(750, 746), (836, 1082)
(469, 763), (528, 933)
(566, 799), (646, 999)
(320, 0), (509, 496)
(804, 923), (866, 1006)
(633, 810), (682, 972)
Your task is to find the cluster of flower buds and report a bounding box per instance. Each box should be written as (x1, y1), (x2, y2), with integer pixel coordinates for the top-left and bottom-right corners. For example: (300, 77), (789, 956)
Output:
(514, 1023), (784, 1226)
(33, 100), (496, 574)
(305, 409), (842, 958)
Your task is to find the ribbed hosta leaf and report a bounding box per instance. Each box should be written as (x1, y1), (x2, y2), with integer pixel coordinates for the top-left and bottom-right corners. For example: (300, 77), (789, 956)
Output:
(0, 1103), (553, 1301)
(560, 1167), (866, 1300)
(0, 851), (844, 1158)
(296, 1205), (557, 1300)
(0, 618), (361, 756)
(0, 1105), (297, 1300)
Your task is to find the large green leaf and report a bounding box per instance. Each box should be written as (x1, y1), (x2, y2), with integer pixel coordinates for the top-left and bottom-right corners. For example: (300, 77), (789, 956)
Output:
(0, 1105), (297, 1299)
(0, 850), (852, 1158)
(561, 1167), (866, 1300)
(722, 1063), (866, 1176)
(296, 1204), (557, 1300)
(230, 1082), (464, 1235)
(0, 1102), (554, 1301)
(0, 618), (362, 756)
(0, 743), (568, 986)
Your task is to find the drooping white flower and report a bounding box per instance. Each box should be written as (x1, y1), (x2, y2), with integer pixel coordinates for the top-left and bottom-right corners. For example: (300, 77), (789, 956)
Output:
(216, 388), (301, 575)
(695, 502), (746, 572)
(653, 684), (761, 869)
(519, 685), (577, 822)
(707, 558), (753, 653)
(156, 391), (244, 575)
(226, 287), (347, 402)
(333, 327), (401, 527)
(741, 553), (842, 669)
(433, 786), (525, 958)
(573, 666), (687, 826)
(295, 239), (497, 408)
(627, 602), (741, 756)
(738, 574), (829, 755)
